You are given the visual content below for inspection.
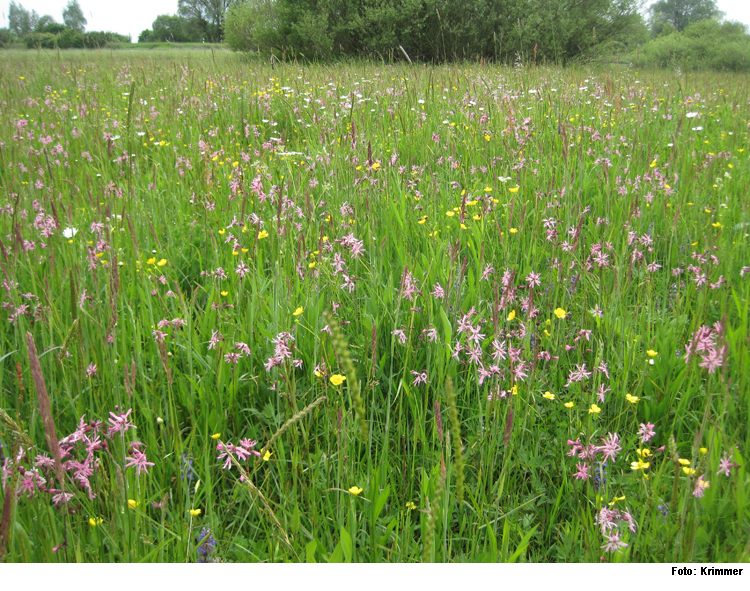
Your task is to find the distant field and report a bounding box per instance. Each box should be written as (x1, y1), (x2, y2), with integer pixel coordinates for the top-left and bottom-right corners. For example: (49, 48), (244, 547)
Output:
(0, 50), (748, 563)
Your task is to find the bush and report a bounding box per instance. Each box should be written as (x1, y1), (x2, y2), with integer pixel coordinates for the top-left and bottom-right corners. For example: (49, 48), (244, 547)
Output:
(57, 28), (84, 49)
(25, 32), (57, 49)
(0, 28), (11, 48)
(637, 20), (750, 71)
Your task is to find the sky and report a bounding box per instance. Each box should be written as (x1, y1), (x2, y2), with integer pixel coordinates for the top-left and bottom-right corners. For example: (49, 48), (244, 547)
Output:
(1, 0), (749, 42)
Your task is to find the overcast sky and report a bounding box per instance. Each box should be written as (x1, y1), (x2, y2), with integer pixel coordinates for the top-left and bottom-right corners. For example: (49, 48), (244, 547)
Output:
(1, 0), (749, 42)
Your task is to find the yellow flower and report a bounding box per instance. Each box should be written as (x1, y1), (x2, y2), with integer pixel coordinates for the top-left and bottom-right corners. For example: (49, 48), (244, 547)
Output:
(371, 162), (381, 170)
(679, 458), (691, 466)
(626, 393), (640, 404)
(484, 186), (492, 192)
(608, 495), (626, 506)
(146, 257), (156, 265)
(88, 517), (103, 527)
(637, 448), (651, 458)
(258, 230), (268, 239)
(507, 310), (516, 321)
(189, 509), (202, 516)
(631, 459), (650, 471)
(127, 500), (139, 509)
(157, 259), (167, 267)
(509, 228), (518, 234)
(589, 404), (601, 414)
(211, 433), (221, 439)
(221, 291), (229, 297)
(646, 350), (658, 358)
(405, 501), (417, 511)
(564, 401), (575, 408)
(330, 374), (346, 386)
(554, 308), (567, 319)
(711, 222), (723, 228)
(543, 391), (555, 400)
(446, 211), (455, 217)
(263, 450), (273, 461)
(683, 467), (697, 475)
(218, 229), (226, 235)
(348, 486), (363, 496)
(511, 384), (518, 396)
(699, 447), (707, 454)
(293, 306), (303, 316)
(509, 186), (520, 193)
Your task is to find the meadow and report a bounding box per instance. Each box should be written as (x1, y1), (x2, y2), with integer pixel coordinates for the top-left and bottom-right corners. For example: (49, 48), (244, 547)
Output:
(0, 49), (748, 563)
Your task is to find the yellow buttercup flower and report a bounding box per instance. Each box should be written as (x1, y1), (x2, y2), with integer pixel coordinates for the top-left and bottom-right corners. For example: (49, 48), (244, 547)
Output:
(564, 401), (575, 408)
(543, 392), (555, 400)
(258, 230), (269, 239)
(507, 310), (516, 321)
(348, 486), (363, 496)
(631, 459), (650, 471)
(211, 433), (221, 439)
(189, 509), (202, 516)
(293, 306), (303, 316)
(509, 186), (520, 193)
(157, 259), (167, 267)
(330, 374), (346, 386)
(509, 228), (518, 234)
(263, 450), (273, 461)
(146, 257), (156, 265)
(646, 350), (658, 357)
(127, 500), (139, 509)
(554, 308), (567, 319)
(679, 458), (691, 466)
(88, 517), (103, 527)
(221, 291), (229, 297)
(683, 467), (697, 475)
(626, 393), (640, 404)
(589, 404), (601, 414)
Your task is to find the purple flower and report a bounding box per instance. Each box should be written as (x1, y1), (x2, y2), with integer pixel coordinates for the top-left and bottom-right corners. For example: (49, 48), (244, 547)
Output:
(597, 433), (621, 463)
(601, 530), (628, 553)
(411, 370), (428, 387)
(637, 422), (656, 443)
(573, 462), (590, 480)
(125, 448), (155, 476)
(716, 452), (737, 477)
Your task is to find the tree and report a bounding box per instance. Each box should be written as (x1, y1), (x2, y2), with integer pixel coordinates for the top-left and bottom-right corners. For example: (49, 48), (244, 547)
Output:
(62, 0), (87, 33)
(649, 0), (723, 35)
(8, 2), (32, 37)
(177, 0), (237, 42)
(35, 15), (63, 34)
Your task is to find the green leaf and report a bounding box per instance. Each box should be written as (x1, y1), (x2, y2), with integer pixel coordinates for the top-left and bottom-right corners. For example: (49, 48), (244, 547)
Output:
(340, 526), (352, 563)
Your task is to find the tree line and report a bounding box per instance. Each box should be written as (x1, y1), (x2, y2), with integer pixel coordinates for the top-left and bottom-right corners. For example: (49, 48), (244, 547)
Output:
(1, 1), (130, 48)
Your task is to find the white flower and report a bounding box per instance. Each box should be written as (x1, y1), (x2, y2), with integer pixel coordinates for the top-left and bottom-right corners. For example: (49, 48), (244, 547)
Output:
(686, 112), (699, 118)
(62, 227), (78, 238)
(498, 176), (512, 183)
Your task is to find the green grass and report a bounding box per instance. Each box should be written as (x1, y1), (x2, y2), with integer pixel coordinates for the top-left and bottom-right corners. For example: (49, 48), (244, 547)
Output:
(0, 50), (748, 563)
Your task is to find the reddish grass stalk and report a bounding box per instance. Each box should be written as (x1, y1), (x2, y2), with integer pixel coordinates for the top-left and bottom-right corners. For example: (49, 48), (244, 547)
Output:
(26, 332), (65, 487)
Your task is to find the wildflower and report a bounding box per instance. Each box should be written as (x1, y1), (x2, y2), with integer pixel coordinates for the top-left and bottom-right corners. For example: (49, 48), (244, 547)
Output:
(330, 374), (346, 386)
(625, 393), (640, 404)
(86, 363), (97, 378)
(574, 462), (590, 480)
(211, 433), (221, 439)
(543, 392), (555, 400)
(146, 257), (156, 265)
(637, 422), (656, 443)
(189, 508), (202, 516)
(293, 306), (303, 316)
(405, 501), (417, 511)
(62, 227), (78, 239)
(554, 308), (566, 319)
(258, 230), (268, 239)
(157, 259), (167, 267)
(88, 517), (103, 527)
(589, 404), (601, 414)
(717, 452), (737, 477)
(509, 186), (520, 193)
(196, 528), (217, 563)
(411, 370), (428, 387)
(631, 459), (650, 471)
(124, 448), (155, 476)
(683, 467), (697, 475)
(263, 450), (273, 461)
(693, 475), (710, 497)
(506, 309), (516, 321)
(348, 486), (363, 496)
(646, 350), (658, 358)
(127, 499), (139, 509)
(597, 433), (621, 463)
(601, 530), (628, 553)
(564, 401), (575, 408)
